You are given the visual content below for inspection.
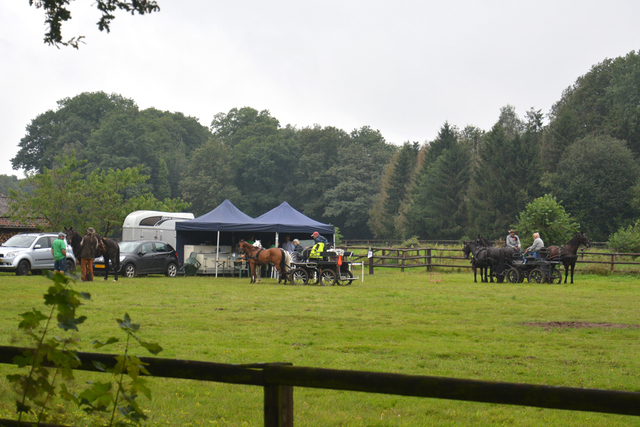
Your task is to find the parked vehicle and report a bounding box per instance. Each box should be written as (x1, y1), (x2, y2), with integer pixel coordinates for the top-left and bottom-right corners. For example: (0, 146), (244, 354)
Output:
(0, 233), (76, 275)
(122, 210), (194, 249)
(93, 240), (179, 278)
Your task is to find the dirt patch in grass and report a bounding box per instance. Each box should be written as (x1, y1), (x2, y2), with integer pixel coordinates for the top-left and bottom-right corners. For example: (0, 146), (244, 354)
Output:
(523, 321), (640, 330)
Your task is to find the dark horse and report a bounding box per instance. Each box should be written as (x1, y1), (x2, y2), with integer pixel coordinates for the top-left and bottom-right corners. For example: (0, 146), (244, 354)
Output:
(65, 227), (121, 281)
(463, 239), (505, 283)
(546, 232), (591, 284)
(238, 239), (290, 284)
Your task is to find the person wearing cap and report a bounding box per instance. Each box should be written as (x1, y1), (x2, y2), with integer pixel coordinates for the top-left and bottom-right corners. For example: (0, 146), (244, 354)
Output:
(79, 227), (99, 281)
(505, 229), (521, 250)
(51, 232), (67, 274)
(309, 231), (329, 260)
(311, 231), (328, 245)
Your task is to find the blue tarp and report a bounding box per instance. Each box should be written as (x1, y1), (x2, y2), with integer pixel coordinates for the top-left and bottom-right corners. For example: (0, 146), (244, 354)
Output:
(254, 201), (334, 235)
(175, 200), (334, 262)
(175, 199), (270, 232)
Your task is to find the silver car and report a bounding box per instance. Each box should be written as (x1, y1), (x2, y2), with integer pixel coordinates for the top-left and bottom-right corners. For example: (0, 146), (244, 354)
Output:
(0, 233), (76, 275)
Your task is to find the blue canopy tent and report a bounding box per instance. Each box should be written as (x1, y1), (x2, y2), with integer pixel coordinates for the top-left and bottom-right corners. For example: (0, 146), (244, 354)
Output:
(175, 200), (334, 276)
(254, 201), (335, 247)
(175, 199), (270, 275)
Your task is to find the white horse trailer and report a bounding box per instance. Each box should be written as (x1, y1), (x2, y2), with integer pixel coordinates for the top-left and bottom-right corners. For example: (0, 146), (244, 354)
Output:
(122, 211), (194, 248)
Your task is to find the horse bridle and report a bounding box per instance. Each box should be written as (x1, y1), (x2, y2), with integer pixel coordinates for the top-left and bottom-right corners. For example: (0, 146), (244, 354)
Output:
(239, 242), (265, 264)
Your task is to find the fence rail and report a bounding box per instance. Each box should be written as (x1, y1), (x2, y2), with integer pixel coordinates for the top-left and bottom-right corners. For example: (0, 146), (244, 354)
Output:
(341, 246), (640, 274)
(1, 345), (640, 427)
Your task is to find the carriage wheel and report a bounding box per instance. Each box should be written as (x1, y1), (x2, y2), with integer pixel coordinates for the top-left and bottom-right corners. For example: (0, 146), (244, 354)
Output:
(505, 267), (520, 284)
(550, 270), (563, 284)
(337, 270), (354, 286)
(290, 268), (308, 286)
(319, 269), (336, 286)
(528, 268), (546, 284)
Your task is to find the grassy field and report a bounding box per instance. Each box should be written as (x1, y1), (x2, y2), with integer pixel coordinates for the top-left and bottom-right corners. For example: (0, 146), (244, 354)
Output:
(0, 269), (639, 426)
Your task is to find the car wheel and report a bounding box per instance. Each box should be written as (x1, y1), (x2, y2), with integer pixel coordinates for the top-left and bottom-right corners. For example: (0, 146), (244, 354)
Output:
(65, 259), (75, 274)
(16, 260), (30, 276)
(124, 264), (136, 278)
(166, 262), (178, 277)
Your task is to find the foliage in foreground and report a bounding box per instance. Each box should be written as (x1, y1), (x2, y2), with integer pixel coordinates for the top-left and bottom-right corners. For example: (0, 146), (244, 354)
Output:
(6, 272), (162, 426)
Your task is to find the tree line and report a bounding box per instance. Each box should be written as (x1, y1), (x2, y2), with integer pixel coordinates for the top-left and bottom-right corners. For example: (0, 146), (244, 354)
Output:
(5, 50), (640, 246)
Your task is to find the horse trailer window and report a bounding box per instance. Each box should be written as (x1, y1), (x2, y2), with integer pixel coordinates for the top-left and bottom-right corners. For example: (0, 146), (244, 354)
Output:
(139, 216), (163, 226)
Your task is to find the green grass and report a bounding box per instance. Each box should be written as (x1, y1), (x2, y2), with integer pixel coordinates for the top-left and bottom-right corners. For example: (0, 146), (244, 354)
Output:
(1, 270), (639, 426)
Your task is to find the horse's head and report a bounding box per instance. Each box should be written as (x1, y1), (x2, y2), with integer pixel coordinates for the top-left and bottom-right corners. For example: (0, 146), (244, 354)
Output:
(462, 241), (475, 259)
(579, 232), (591, 248)
(477, 235), (492, 247)
(238, 239), (253, 256)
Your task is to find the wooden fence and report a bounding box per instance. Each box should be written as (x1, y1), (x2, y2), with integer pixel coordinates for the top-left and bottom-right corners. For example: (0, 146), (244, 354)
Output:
(1, 345), (640, 427)
(343, 246), (640, 274)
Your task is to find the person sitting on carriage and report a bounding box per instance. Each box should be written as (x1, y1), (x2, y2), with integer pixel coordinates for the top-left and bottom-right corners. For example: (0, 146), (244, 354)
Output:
(309, 231), (329, 259)
(292, 239), (303, 254)
(506, 229), (521, 251)
(524, 232), (544, 261)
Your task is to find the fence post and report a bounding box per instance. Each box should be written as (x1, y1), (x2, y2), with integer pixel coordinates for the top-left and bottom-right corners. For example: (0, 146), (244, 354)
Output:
(382, 249), (386, 266)
(611, 254), (615, 272)
(426, 249), (432, 272)
(264, 385), (294, 427)
(369, 247), (374, 275)
(401, 249), (405, 272)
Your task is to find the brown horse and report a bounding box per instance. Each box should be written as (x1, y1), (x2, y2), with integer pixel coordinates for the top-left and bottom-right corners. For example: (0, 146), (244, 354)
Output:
(238, 240), (290, 284)
(65, 227), (121, 281)
(546, 232), (591, 284)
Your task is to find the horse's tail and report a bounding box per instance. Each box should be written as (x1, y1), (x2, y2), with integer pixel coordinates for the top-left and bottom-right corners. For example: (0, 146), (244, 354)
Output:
(283, 250), (291, 270)
(279, 249), (287, 272)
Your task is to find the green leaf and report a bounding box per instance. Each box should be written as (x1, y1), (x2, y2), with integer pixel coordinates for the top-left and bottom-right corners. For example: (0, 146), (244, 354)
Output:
(140, 340), (163, 355)
(16, 400), (32, 414)
(117, 313), (140, 332)
(92, 336), (120, 349)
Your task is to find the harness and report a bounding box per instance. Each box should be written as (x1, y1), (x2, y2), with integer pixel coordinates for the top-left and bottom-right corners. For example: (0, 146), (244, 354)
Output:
(244, 247), (268, 265)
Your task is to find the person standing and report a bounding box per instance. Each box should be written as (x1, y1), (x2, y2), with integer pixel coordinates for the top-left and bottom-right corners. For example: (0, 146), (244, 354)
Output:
(506, 229), (521, 250)
(79, 227), (98, 281)
(51, 232), (67, 274)
(281, 235), (295, 253)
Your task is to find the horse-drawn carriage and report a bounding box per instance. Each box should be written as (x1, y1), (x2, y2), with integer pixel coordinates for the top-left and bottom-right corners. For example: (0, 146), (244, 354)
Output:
(503, 249), (563, 284)
(464, 232), (590, 284)
(237, 240), (358, 285)
(288, 248), (358, 286)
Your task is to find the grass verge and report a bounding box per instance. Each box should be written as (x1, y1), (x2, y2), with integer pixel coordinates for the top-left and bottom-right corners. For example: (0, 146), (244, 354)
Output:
(0, 271), (639, 426)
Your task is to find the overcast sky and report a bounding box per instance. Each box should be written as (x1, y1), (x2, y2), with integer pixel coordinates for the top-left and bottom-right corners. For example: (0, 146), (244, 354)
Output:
(1, 1), (639, 177)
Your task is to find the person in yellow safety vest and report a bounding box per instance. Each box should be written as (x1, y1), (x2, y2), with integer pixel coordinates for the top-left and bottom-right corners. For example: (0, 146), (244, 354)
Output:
(309, 231), (329, 259)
